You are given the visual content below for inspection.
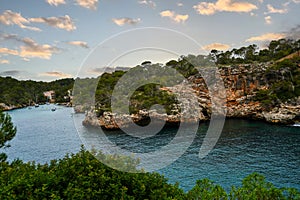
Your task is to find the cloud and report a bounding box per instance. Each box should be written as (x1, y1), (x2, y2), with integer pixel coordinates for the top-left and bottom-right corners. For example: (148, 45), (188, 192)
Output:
(177, 2), (183, 7)
(0, 10), (41, 31)
(0, 70), (21, 76)
(0, 59), (10, 64)
(88, 67), (115, 74)
(160, 10), (189, 23)
(40, 71), (72, 78)
(265, 4), (288, 14)
(138, 0), (156, 8)
(292, 0), (300, 3)
(19, 38), (59, 59)
(0, 11), (76, 32)
(0, 47), (19, 56)
(264, 16), (272, 24)
(0, 35), (59, 60)
(193, 0), (257, 15)
(246, 33), (286, 42)
(112, 17), (141, 26)
(202, 43), (230, 51)
(76, 0), (98, 10)
(46, 0), (66, 6)
(285, 24), (300, 40)
(67, 41), (89, 48)
(0, 33), (18, 41)
(29, 15), (76, 31)
(47, 0), (99, 9)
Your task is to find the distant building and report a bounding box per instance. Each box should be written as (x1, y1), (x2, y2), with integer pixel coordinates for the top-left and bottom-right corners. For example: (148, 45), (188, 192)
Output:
(43, 90), (55, 102)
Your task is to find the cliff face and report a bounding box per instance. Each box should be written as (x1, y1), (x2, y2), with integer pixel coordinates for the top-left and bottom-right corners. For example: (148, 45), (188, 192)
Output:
(83, 63), (300, 129)
(188, 63), (299, 124)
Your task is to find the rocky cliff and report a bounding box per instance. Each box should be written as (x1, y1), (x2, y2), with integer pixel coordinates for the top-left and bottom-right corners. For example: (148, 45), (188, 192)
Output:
(83, 62), (300, 129)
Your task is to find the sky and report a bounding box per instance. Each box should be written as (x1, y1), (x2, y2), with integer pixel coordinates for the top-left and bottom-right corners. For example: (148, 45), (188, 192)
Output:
(0, 0), (300, 81)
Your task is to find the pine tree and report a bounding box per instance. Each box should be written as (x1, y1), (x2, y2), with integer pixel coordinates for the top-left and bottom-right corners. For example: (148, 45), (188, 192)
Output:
(0, 111), (16, 161)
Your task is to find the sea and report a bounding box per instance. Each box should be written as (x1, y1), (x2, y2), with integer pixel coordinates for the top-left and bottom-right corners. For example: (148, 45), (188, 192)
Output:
(2, 104), (300, 192)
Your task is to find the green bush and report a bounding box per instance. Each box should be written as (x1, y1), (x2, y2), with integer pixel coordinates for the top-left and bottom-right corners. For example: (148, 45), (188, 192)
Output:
(0, 147), (186, 199)
(187, 178), (227, 199)
(1, 148), (299, 199)
(229, 173), (300, 200)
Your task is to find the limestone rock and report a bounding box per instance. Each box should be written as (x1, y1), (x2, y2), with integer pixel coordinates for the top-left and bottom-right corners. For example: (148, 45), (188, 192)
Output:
(82, 63), (299, 129)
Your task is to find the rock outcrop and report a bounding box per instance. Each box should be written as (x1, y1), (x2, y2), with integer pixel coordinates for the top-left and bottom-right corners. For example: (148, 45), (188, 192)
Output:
(0, 103), (24, 111)
(263, 104), (300, 124)
(83, 109), (186, 129)
(83, 63), (300, 129)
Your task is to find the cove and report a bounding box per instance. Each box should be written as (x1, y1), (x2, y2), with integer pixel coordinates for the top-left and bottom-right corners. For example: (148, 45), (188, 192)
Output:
(3, 105), (300, 192)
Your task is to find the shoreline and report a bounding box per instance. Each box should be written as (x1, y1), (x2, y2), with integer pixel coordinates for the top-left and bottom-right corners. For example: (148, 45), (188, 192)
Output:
(82, 107), (300, 131)
(1, 102), (72, 111)
(82, 115), (300, 132)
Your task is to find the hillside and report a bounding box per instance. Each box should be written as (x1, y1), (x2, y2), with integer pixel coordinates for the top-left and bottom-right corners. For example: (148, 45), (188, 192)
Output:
(0, 77), (74, 110)
(79, 39), (300, 127)
(1, 38), (299, 124)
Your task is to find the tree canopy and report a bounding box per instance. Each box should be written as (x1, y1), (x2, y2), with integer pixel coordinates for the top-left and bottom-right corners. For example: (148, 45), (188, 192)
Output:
(0, 77), (74, 107)
(210, 38), (300, 64)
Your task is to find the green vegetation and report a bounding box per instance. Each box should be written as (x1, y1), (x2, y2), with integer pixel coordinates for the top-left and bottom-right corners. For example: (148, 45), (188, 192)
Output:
(92, 67), (180, 116)
(166, 54), (214, 78)
(0, 110), (16, 162)
(92, 39), (300, 115)
(0, 148), (299, 199)
(210, 38), (300, 64)
(94, 71), (126, 115)
(72, 77), (99, 111)
(1, 82), (300, 199)
(0, 148), (185, 199)
(129, 83), (178, 114)
(254, 56), (300, 109)
(72, 55), (214, 115)
(2, 38), (300, 114)
(0, 77), (74, 107)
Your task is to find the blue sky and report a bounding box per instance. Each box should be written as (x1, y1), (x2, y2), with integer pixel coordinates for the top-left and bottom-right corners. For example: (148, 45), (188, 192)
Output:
(0, 0), (300, 81)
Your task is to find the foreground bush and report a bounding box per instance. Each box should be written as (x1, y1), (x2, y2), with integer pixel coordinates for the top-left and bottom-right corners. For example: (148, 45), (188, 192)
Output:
(0, 148), (299, 199)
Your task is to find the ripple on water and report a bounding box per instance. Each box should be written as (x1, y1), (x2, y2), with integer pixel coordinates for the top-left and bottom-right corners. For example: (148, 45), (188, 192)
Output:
(3, 108), (300, 192)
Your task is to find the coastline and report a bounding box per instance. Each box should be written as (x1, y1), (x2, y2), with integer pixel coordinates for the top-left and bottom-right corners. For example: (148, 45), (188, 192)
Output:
(80, 62), (300, 130)
(0, 102), (72, 111)
(81, 103), (300, 130)
(0, 103), (27, 111)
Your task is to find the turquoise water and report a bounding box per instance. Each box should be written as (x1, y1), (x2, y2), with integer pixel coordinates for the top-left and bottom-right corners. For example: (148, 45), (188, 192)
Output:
(3, 105), (300, 192)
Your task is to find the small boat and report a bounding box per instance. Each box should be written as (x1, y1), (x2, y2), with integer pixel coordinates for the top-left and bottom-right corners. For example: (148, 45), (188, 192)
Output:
(51, 108), (56, 111)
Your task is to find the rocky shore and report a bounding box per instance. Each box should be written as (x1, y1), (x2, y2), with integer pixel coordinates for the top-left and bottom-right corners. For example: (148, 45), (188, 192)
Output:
(0, 103), (26, 111)
(82, 63), (300, 129)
